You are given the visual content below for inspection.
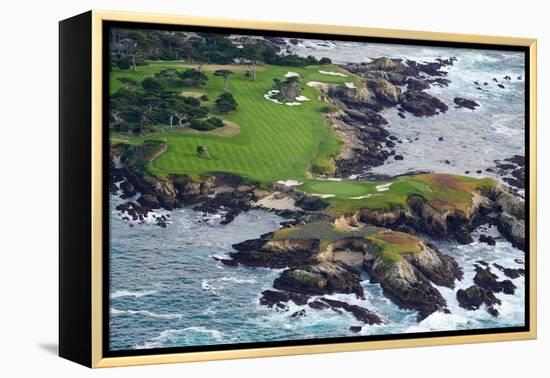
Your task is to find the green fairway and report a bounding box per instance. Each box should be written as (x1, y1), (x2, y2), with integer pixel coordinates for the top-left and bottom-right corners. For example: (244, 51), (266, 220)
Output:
(296, 174), (495, 215)
(111, 62), (356, 184)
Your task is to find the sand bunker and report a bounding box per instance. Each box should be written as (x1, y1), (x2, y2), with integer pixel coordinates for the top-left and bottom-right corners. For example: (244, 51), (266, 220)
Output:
(264, 90), (282, 104)
(180, 91), (205, 98)
(277, 180), (303, 187)
(375, 183), (393, 192)
(306, 81), (327, 89)
(319, 70), (348, 77)
(264, 90), (308, 106)
(311, 193), (335, 198)
(349, 194), (372, 200)
(345, 82), (356, 89)
(284, 71), (300, 78)
(254, 192), (298, 211)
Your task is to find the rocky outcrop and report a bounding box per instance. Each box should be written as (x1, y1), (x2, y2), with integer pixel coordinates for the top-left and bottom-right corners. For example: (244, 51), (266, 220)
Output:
(456, 285), (501, 316)
(487, 155), (525, 193)
(493, 263), (525, 279)
(367, 77), (401, 106)
(259, 290), (309, 309)
(328, 83), (383, 112)
(473, 265), (516, 295)
(229, 237), (320, 268)
(454, 97), (480, 110)
(362, 239), (461, 321)
(490, 188), (525, 250)
(274, 261), (365, 298)
(329, 109), (392, 176)
(319, 298), (383, 324)
(400, 91), (449, 117)
(407, 77), (431, 91)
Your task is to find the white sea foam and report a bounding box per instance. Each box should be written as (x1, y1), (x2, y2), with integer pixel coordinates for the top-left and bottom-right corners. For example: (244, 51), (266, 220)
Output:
(110, 307), (182, 319)
(135, 327), (224, 349)
(111, 290), (157, 299)
(219, 276), (256, 284)
(201, 279), (219, 292)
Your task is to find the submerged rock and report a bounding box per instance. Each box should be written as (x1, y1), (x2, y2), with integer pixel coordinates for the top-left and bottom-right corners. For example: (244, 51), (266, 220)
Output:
(473, 265), (516, 295)
(319, 298), (382, 324)
(456, 285), (501, 316)
(493, 263), (525, 279)
(454, 97), (480, 110)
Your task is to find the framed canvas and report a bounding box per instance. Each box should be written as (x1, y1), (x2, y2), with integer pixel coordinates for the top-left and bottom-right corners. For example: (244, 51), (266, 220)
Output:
(59, 10), (537, 368)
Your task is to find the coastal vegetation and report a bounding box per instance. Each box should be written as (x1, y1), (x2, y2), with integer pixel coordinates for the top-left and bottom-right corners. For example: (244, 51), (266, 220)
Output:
(109, 29), (525, 327)
(110, 61), (355, 183)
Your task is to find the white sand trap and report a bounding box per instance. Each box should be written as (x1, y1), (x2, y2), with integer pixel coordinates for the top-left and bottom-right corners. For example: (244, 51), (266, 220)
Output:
(375, 183), (393, 192)
(264, 89), (303, 106)
(306, 81), (326, 89)
(345, 82), (356, 88)
(349, 194), (372, 200)
(254, 192), (298, 211)
(311, 193), (335, 198)
(319, 70), (348, 77)
(295, 95), (310, 101)
(277, 180), (303, 187)
(284, 71), (300, 78)
(348, 174), (359, 179)
(264, 90), (282, 104)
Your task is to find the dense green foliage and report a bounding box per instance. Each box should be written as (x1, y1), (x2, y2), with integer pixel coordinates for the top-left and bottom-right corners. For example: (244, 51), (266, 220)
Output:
(110, 75), (209, 134)
(189, 117), (225, 131)
(110, 28), (333, 68)
(215, 92), (238, 113)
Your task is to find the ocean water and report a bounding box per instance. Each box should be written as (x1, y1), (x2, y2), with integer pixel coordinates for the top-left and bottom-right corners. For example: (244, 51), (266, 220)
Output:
(110, 192), (525, 351)
(290, 40), (525, 179)
(109, 41), (526, 351)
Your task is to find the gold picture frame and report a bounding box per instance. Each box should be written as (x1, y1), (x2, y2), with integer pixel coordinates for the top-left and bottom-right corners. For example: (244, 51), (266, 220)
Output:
(59, 9), (537, 368)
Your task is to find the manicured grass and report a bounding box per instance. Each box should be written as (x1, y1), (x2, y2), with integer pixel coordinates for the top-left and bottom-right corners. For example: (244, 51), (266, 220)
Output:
(111, 62), (357, 184)
(296, 173), (495, 216)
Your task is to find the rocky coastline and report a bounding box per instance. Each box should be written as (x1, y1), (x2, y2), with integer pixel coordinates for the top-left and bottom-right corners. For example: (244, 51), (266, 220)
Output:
(109, 55), (526, 327)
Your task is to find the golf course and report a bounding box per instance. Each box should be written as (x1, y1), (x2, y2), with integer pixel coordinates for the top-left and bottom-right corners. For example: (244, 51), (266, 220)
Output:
(111, 61), (496, 215)
(111, 61), (355, 184)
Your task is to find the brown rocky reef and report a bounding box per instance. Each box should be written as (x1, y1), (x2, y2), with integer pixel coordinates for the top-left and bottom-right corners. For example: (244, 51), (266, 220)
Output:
(224, 224), (463, 322)
(456, 264), (517, 317)
(354, 180), (525, 250)
(323, 56), (456, 175)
